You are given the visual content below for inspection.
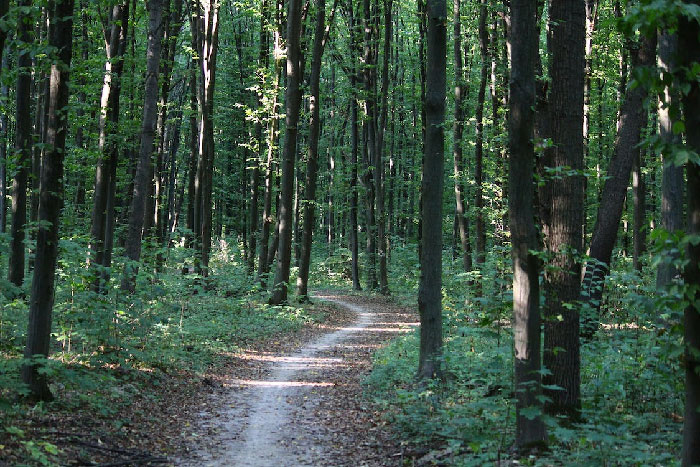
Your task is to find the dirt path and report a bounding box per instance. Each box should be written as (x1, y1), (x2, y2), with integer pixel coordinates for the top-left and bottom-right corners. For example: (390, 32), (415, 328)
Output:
(177, 293), (417, 466)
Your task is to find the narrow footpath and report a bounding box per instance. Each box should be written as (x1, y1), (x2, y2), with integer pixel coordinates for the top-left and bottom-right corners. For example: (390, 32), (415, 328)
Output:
(177, 293), (418, 466)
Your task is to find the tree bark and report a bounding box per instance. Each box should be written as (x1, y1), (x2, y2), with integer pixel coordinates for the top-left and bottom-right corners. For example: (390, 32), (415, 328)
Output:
(297, 0), (330, 300)
(579, 34), (656, 336)
(89, 0), (129, 293)
(679, 6), (700, 463)
(8, 0), (34, 289)
(656, 31), (683, 289)
(417, 0), (445, 380)
(374, 0), (391, 295)
(452, 0), (472, 274)
(22, 0), (74, 401)
(508, 0), (546, 447)
(474, 0), (488, 270)
(542, 0), (586, 417)
(121, 0), (165, 292)
(269, 0), (302, 304)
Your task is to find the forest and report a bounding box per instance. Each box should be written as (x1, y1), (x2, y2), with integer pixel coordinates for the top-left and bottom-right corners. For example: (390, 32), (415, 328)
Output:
(0, 0), (699, 464)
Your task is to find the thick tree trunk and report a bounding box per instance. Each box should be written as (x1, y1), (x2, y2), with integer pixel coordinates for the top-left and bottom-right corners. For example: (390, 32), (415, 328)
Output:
(269, 0), (302, 304)
(297, 0), (328, 300)
(680, 7), (700, 463)
(579, 34), (656, 335)
(8, 0), (34, 289)
(542, 0), (586, 418)
(417, 0), (445, 380)
(508, 0), (546, 447)
(452, 0), (472, 274)
(121, 0), (165, 292)
(22, 0), (74, 401)
(656, 31), (683, 289)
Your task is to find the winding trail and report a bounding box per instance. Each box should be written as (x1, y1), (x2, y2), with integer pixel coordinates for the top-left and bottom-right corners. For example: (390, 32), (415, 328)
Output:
(178, 293), (417, 466)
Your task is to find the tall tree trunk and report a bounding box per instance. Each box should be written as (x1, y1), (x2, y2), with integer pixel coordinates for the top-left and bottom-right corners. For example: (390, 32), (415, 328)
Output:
(452, 0), (472, 274)
(679, 7), (700, 463)
(508, 0), (546, 447)
(297, 0), (331, 300)
(22, 0), (74, 401)
(474, 0), (488, 271)
(89, 0), (129, 293)
(418, 0), (445, 380)
(185, 58), (198, 251)
(542, 0), (586, 418)
(196, 0), (220, 278)
(656, 31), (683, 289)
(8, 0), (34, 289)
(0, 51), (8, 234)
(632, 147), (646, 271)
(579, 34), (656, 336)
(121, 0), (165, 292)
(374, 0), (391, 295)
(362, 0), (378, 291)
(248, 0), (269, 276)
(269, 0), (302, 304)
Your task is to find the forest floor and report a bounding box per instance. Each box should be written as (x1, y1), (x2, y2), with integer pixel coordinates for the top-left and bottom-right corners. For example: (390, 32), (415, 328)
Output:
(173, 292), (418, 466)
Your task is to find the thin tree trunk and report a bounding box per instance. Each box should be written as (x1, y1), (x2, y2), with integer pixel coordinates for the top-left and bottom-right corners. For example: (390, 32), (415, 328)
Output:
(22, 0), (74, 401)
(89, 0), (129, 293)
(508, 0), (546, 447)
(374, 0), (391, 295)
(121, 0), (165, 292)
(269, 0), (302, 304)
(418, 0), (445, 380)
(297, 0), (332, 300)
(196, 0), (220, 278)
(474, 0), (488, 271)
(632, 147), (646, 271)
(0, 51), (8, 234)
(579, 34), (656, 336)
(8, 0), (34, 289)
(452, 0), (472, 274)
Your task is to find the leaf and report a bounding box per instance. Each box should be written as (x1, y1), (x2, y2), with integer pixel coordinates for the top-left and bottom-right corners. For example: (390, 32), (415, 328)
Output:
(672, 120), (685, 135)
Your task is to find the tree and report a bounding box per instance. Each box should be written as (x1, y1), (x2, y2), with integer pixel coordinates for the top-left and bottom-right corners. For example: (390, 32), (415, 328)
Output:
(417, 0), (445, 380)
(679, 3), (700, 463)
(121, 0), (165, 292)
(89, 0), (130, 293)
(474, 0), (488, 272)
(541, 0), (585, 417)
(22, 0), (74, 400)
(656, 31), (683, 289)
(297, 0), (335, 300)
(8, 0), (34, 289)
(193, 0), (220, 278)
(508, 0), (546, 448)
(452, 0), (472, 274)
(580, 34), (656, 336)
(269, 0), (303, 304)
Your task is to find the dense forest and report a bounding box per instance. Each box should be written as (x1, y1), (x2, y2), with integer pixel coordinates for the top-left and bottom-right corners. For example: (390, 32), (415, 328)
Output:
(1, 0), (700, 464)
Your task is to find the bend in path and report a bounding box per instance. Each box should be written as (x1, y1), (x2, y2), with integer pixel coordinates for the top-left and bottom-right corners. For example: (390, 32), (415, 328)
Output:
(179, 293), (417, 467)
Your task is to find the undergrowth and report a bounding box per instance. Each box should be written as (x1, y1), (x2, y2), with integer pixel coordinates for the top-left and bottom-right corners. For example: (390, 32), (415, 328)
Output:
(0, 237), (327, 465)
(355, 244), (684, 465)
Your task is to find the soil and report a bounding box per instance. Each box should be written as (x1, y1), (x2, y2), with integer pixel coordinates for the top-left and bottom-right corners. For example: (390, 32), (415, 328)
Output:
(175, 293), (418, 466)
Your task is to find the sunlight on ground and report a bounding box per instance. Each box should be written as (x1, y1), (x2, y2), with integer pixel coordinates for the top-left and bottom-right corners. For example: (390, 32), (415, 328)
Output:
(231, 379), (336, 387)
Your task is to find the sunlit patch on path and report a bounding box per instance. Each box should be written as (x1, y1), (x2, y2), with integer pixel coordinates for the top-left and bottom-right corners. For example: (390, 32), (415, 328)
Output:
(177, 294), (414, 466)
